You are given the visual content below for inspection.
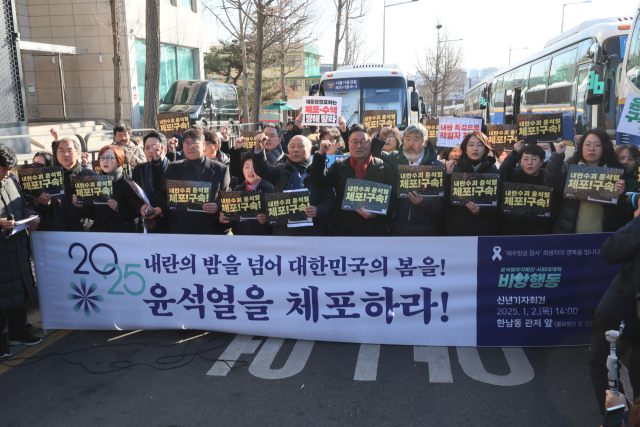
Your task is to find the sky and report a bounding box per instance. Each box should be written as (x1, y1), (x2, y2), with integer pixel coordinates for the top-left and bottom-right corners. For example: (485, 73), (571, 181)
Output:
(206, 0), (637, 76)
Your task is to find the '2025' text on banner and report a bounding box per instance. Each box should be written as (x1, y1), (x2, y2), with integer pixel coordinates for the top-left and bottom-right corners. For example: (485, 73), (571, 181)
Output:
(31, 232), (618, 347)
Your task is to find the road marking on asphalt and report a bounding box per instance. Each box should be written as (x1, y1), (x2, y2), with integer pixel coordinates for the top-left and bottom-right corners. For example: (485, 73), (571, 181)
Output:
(457, 347), (534, 386)
(207, 334), (261, 376)
(354, 344), (380, 381)
(0, 329), (72, 376)
(414, 346), (453, 383)
(107, 330), (142, 341)
(249, 338), (315, 379)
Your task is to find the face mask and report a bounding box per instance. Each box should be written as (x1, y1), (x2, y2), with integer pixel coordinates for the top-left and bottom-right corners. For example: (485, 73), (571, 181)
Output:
(544, 151), (552, 162)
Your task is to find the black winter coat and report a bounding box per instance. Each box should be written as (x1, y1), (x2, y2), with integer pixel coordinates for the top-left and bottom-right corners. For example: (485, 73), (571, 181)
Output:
(226, 180), (273, 236)
(164, 156), (231, 234)
(132, 157), (171, 233)
(311, 153), (395, 237)
(252, 149), (335, 236)
(441, 154), (500, 236)
(34, 161), (97, 231)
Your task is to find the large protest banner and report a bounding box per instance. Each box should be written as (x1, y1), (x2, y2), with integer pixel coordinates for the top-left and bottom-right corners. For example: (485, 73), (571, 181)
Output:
(32, 232), (617, 347)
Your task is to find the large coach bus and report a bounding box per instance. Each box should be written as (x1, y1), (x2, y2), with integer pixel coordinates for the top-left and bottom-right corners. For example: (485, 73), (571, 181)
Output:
(463, 17), (630, 144)
(310, 64), (420, 132)
(617, 3), (640, 147)
(463, 75), (494, 121)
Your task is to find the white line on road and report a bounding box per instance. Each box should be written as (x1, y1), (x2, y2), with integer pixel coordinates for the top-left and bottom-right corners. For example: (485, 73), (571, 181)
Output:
(457, 347), (534, 386)
(249, 338), (315, 379)
(354, 344), (380, 381)
(207, 335), (261, 377)
(414, 346), (453, 383)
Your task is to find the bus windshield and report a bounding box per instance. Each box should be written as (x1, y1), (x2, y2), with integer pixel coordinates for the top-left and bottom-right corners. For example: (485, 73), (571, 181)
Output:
(163, 81), (207, 105)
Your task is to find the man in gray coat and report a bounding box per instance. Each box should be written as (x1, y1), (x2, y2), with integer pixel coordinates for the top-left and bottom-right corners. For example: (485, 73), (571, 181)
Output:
(0, 144), (42, 358)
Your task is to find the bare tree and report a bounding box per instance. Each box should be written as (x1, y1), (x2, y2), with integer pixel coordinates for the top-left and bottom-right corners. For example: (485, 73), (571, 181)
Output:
(143, 0), (161, 129)
(332, 0), (367, 70)
(416, 20), (464, 116)
(343, 23), (376, 64)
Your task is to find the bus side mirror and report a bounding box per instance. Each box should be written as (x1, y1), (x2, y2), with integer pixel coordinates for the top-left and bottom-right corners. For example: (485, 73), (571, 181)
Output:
(586, 64), (605, 105)
(411, 91), (419, 111)
(408, 80), (416, 91)
(421, 102), (426, 115)
(588, 43), (603, 64)
(309, 83), (319, 96)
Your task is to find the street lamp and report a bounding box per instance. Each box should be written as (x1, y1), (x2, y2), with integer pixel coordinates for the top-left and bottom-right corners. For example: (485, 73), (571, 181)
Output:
(509, 44), (528, 66)
(561, 1), (592, 33)
(383, 0), (418, 63)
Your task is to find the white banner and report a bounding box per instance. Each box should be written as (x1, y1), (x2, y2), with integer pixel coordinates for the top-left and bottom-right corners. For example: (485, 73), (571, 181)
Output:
(437, 117), (482, 147)
(617, 94), (640, 137)
(33, 232), (477, 346)
(301, 96), (342, 127)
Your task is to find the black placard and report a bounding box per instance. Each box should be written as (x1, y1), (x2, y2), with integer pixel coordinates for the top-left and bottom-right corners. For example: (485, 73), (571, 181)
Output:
(158, 113), (190, 138)
(166, 180), (211, 212)
(265, 190), (310, 225)
(73, 176), (113, 204)
(397, 165), (445, 198)
(363, 110), (397, 133)
(342, 178), (392, 214)
(450, 172), (499, 206)
(486, 124), (518, 152)
(562, 164), (623, 204)
(17, 166), (64, 199)
(220, 190), (262, 221)
(517, 113), (563, 143)
(424, 119), (439, 146)
(240, 131), (260, 152)
(502, 182), (553, 217)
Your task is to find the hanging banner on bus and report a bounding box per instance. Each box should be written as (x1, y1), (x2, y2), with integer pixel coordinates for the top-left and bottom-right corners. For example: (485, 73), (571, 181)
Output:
(325, 79), (359, 91)
(32, 232), (617, 347)
(562, 165), (623, 205)
(486, 124), (518, 152)
(301, 96), (341, 126)
(437, 117), (481, 147)
(363, 110), (397, 133)
(517, 113), (563, 143)
(157, 113), (190, 138)
(616, 95), (640, 138)
(424, 119), (439, 145)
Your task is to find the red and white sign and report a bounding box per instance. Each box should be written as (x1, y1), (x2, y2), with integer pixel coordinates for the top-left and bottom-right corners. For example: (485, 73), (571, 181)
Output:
(301, 96), (342, 127)
(437, 117), (483, 147)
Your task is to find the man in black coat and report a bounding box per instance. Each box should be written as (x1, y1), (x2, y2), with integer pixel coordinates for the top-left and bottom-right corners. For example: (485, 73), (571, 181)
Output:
(312, 123), (395, 237)
(34, 138), (97, 231)
(243, 134), (335, 236)
(132, 131), (171, 233)
(589, 208), (640, 416)
(373, 124), (443, 236)
(164, 127), (231, 234)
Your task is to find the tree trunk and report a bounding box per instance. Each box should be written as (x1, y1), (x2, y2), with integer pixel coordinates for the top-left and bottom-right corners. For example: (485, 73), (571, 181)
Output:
(238, 7), (250, 125)
(343, 9), (349, 65)
(143, 0), (160, 129)
(332, 0), (343, 71)
(280, 46), (287, 101)
(110, 0), (123, 125)
(252, 7), (265, 127)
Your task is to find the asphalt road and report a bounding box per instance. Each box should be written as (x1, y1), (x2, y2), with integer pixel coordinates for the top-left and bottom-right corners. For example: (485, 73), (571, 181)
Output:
(0, 329), (622, 427)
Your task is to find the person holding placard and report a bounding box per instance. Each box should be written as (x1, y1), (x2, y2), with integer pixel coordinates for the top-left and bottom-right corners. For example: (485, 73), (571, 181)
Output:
(164, 127), (231, 235)
(72, 145), (145, 233)
(545, 129), (626, 234)
(249, 134), (335, 236)
(219, 153), (273, 236)
(374, 124), (443, 236)
(615, 144), (640, 228)
(34, 138), (97, 231)
(312, 123), (394, 237)
(441, 131), (500, 236)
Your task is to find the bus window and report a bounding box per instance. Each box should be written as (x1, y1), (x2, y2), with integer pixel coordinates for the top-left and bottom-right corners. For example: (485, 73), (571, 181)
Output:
(362, 77), (408, 127)
(575, 68), (591, 135)
(526, 59), (551, 105)
(627, 21), (640, 89)
(504, 73), (515, 108)
(514, 66), (529, 106)
(577, 38), (595, 64)
(603, 36), (624, 130)
(547, 49), (577, 104)
(492, 76), (504, 109)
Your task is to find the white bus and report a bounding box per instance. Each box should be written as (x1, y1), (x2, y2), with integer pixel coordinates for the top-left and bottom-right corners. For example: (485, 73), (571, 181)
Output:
(310, 64), (420, 131)
(463, 17), (631, 144)
(617, 3), (640, 147)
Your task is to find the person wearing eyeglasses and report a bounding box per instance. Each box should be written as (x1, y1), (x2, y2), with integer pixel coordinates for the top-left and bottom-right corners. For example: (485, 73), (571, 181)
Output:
(34, 138), (97, 231)
(312, 123), (395, 237)
(260, 123), (287, 165)
(71, 145), (145, 233)
(164, 127), (231, 234)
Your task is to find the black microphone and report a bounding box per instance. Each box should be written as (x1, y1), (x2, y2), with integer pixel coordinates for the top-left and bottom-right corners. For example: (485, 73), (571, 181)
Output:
(7, 214), (14, 229)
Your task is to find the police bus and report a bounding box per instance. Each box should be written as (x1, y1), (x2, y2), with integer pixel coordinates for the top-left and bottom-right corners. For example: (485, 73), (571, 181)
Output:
(309, 64), (420, 131)
(463, 75), (494, 121)
(617, 3), (640, 146)
(463, 17), (631, 144)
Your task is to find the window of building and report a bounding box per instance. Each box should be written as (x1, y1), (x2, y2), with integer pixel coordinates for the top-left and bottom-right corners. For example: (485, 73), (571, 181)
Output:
(285, 54), (301, 69)
(305, 79), (320, 92)
(181, 0), (193, 10)
(547, 49), (577, 104)
(287, 79), (302, 91)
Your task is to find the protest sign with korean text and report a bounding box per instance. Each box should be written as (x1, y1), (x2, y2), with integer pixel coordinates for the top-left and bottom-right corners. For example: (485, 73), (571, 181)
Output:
(502, 182), (553, 217)
(397, 165), (445, 198)
(265, 190), (309, 225)
(450, 173), (499, 206)
(517, 113), (563, 143)
(342, 178), (392, 214)
(91, 160), (129, 177)
(301, 97), (341, 126)
(562, 164), (623, 204)
(73, 176), (113, 205)
(363, 110), (397, 133)
(167, 180), (211, 212)
(157, 113), (190, 138)
(18, 166), (63, 198)
(486, 124), (518, 151)
(424, 119), (439, 145)
(616, 94), (640, 137)
(240, 131), (260, 152)
(437, 117), (482, 147)
(220, 191), (262, 221)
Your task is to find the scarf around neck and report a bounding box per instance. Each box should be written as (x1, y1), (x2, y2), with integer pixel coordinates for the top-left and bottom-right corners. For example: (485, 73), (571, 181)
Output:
(285, 158), (311, 190)
(245, 179), (261, 191)
(101, 166), (123, 181)
(350, 153), (373, 180)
